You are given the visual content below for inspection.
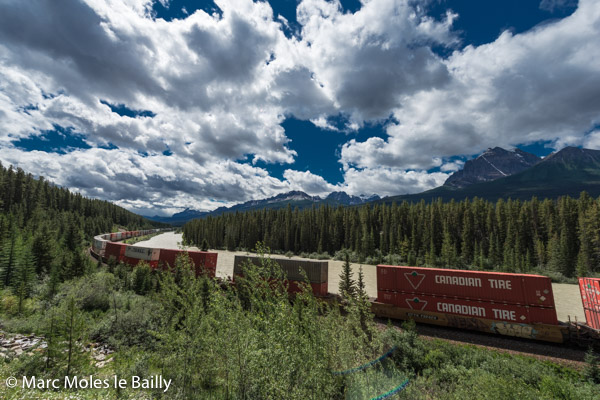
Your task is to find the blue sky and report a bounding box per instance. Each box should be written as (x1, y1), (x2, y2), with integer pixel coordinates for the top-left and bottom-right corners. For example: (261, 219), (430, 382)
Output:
(0, 0), (598, 216)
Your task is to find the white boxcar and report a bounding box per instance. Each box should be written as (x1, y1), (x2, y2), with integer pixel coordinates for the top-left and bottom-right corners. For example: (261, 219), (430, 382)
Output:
(93, 237), (107, 250)
(124, 246), (160, 261)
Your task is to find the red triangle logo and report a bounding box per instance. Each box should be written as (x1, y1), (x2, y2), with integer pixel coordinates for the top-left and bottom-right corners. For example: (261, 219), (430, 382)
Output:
(405, 297), (428, 311)
(404, 271), (426, 290)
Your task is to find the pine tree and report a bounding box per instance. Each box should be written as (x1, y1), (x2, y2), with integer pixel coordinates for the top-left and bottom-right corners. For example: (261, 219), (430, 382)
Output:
(131, 262), (152, 295)
(441, 228), (457, 267)
(201, 238), (209, 251)
(547, 234), (564, 273)
(0, 230), (22, 288)
(64, 250), (87, 280)
(63, 217), (82, 252)
(338, 252), (355, 299)
(460, 209), (474, 264)
(13, 240), (36, 314)
(61, 296), (88, 376)
(357, 265), (367, 300)
(31, 225), (54, 275)
(584, 348), (600, 384)
(45, 309), (59, 371)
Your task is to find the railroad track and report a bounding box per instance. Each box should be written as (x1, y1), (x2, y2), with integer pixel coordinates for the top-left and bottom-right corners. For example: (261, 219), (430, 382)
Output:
(375, 317), (588, 369)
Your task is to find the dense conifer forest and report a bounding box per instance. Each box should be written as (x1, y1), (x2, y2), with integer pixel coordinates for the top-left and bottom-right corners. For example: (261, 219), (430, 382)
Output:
(183, 194), (600, 279)
(0, 162), (164, 301)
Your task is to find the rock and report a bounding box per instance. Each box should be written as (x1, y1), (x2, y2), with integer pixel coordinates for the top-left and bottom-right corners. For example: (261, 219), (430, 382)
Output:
(95, 358), (113, 368)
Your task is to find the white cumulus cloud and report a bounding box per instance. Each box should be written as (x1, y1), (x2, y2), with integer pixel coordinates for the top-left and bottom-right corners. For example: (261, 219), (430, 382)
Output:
(0, 0), (599, 213)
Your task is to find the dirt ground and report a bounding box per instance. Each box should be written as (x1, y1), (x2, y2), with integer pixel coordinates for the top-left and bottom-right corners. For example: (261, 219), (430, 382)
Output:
(136, 232), (585, 322)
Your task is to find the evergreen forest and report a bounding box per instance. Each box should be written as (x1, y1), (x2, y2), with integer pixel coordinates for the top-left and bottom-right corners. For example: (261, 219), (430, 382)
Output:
(183, 194), (600, 279)
(0, 162), (165, 308)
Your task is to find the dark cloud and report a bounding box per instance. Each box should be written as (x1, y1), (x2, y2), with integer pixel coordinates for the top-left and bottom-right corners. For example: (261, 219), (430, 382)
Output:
(0, 0), (161, 105)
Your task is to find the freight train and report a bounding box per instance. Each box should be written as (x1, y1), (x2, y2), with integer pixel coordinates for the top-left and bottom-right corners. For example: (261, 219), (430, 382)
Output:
(90, 231), (600, 346)
(91, 229), (217, 276)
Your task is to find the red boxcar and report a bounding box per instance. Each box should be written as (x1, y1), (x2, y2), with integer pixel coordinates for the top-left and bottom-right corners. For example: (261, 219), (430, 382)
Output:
(377, 265), (555, 308)
(157, 249), (216, 277)
(579, 277), (600, 330)
(391, 292), (558, 325)
(579, 277), (600, 308)
(104, 242), (127, 261)
(158, 249), (217, 268)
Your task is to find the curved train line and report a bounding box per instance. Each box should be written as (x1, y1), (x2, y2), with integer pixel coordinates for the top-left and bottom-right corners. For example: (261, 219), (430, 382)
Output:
(90, 231), (600, 347)
(91, 229), (217, 276)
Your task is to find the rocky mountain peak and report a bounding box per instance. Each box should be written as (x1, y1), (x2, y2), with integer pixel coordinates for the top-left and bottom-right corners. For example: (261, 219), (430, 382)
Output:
(445, 147), (541, 188)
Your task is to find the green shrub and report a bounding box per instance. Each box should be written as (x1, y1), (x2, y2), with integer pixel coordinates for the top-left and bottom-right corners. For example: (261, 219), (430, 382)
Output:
(61, 272), (116, 312)
(90, 294), (162, 349)
(1, 290), (19, 316)
(131, 263), (153, 295)
(584, 348), (600, 384)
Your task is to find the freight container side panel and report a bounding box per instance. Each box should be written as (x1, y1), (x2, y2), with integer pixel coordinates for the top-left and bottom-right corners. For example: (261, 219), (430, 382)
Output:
(124, 246), (160, 261)
(579, 278), (600, 309)
(105, 242), (126, 261)
(158, 249), (181, 267)
(584, 307), (600, 330)
(379, 265), (555, 307)
(188, 252), (206, 269)
(93, 238), (107, 251)
(522, 277), (555, 307)
(233, 256), (259, 275)
(377, 290), (396, 305)
(203, 253), (218, 268)
(371, 302), (567, 343)
(393, 292), (558, 325)
(377, 266), (397, 291)
(234, 255), (327, 283)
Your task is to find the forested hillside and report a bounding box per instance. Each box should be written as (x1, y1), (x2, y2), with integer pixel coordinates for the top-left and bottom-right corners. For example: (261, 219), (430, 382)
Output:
(183, 193), (600, 279)
(0, 162), (164, 305)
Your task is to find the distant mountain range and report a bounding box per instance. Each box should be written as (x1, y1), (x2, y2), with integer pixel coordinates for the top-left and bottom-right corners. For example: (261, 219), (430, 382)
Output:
(147, 208), (209, 225)
(379, 146), (600, 204)
(146, 191), (380, 225)
(147, 146), (600, 225)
